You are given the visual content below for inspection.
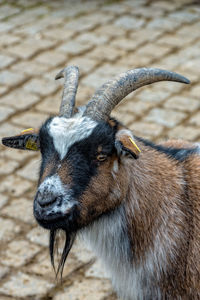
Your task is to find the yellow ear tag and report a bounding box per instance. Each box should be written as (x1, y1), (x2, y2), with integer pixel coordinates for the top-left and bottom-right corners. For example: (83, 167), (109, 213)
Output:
(21, 128), (34, 134)
(25, 139), (39, 151)
(129, 137), (141, 153)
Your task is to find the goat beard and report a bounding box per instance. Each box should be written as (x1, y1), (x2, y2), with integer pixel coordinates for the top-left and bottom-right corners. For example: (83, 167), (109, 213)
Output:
(49, 229), (76, 279)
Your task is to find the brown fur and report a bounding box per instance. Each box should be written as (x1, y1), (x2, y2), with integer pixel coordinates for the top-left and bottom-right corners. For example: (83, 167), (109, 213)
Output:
(120, 139), (200, 299)
(79, 154), (128, 226)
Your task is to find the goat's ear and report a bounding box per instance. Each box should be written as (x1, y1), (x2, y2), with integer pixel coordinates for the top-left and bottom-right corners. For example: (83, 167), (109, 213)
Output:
(2, 128), (40, 151)
(115, 129), (141, 159)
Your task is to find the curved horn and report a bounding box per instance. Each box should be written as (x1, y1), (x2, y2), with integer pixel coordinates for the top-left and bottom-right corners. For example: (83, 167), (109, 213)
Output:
(83, 68), (190, 121)
(55, 66), (79, 118)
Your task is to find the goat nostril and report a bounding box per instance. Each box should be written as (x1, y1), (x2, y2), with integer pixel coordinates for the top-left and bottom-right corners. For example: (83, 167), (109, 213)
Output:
(37, 196), (57, 208)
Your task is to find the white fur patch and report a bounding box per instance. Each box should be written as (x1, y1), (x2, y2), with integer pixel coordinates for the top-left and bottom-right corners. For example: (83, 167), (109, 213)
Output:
(38, 174), (76, 214)
(49, 116), (97, 160)
(79, 205), (162, 300)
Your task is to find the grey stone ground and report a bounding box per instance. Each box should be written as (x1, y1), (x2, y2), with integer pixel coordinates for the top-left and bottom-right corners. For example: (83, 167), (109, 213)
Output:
(0, 0), (200, 299)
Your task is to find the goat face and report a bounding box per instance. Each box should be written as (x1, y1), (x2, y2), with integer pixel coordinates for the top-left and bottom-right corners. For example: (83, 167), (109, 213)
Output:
(34, 115), (137, 233)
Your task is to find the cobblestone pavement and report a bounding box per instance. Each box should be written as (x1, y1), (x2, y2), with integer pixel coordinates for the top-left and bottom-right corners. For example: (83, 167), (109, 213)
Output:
(0, 0), (200, 299)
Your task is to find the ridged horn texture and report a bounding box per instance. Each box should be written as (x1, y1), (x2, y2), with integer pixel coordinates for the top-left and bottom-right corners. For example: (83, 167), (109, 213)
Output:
(83, 68), (190, 121)
(55, 66), (79, 118)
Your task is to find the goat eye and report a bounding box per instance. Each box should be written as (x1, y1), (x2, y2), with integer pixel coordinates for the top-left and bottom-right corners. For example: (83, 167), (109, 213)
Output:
(97, 154), (107, 162)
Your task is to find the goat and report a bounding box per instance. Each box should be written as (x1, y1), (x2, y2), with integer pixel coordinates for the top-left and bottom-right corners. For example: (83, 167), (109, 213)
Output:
(2, 66), (200, 300)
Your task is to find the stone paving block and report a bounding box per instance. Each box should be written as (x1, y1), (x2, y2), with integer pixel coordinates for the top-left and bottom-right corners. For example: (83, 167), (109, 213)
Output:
(75, 85), (95, 106)
(0, 22), (15, 33)
(129, 122), (164, 139)
(8, 38), (56, 59)
(42, 27), (75, 41)
(150, 1), (179, 12)
(157, 54), (184, 70)
(27, 251), (55, 278)
(169, 10), (199, 23)
(136, 88), (170, 104)
(0, 217), (21, 242)
(1, 240), (40, 267)
(164, 96), (200, 112)
(51, 1), (99, 18)
(0, 158), (19, 175)
(77, 32), (109, 46)
(85, 260), (109, 279)
(11, 60), (50, 76)
(117, 99), (154, 117)
(124, 0), (148, 7)
(0, 90), (40, 110)
(114, 15), (145, 29)
(0, 5), (21, 20)
(24, 77), (58, 96)
(118, 53), (153, 68)
(189, 85), (200, 99)
(95, 25), (126, 38)
(1, 146), (36, 163)
(111, 111), (135, 126)
(0, 265), (9, 280)
(0, 175), (33, 197)
(177, 22), (200, 40)
(87, 45), (125, 62)
(0, 194), (8, 209)
(58, 40), (93, 56)
(82, 72), (107, 89)
(177, 58), (200, 79)
(53, 278), (113, 300)
(157, 34), (191, 47)
(0, 106), (15, 122)
(7, 42), (42, 60)
(0, 34), (20, 46)
(129, 28), (162, 44)
(111, 38), (141, 51)
(101, 3), (129, 14)
(0, 54), (16, 69)
(1, 198), (35, 224)
(147, 17), (180, 31)
(0, 272), (54, 298)
(167, 125), (200, 141)
(35, 51), (67, 68)
(131, 6), (164, 17)
(0, 71), (25, 86)
(189, 112), (200, 127)
(8, 11), (37, 26)
(36, 94), (60, 114)
(11, 111), (49, 128)
(71, 240), (95, 264)
(144, 108), (187, 128)
(64, 13), (113, 33)
(0, 86), (8, 96)
(0, 123), (24, 138)
(17, 158), (40, 181)
(136, 43), (171, 59)
(27, 227), (49, 247)
(82, 64), (127, 89)
(178, 45), (200, 59)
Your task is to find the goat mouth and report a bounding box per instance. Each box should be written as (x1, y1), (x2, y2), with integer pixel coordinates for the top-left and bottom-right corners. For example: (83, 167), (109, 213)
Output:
(33, 201), (79, 231)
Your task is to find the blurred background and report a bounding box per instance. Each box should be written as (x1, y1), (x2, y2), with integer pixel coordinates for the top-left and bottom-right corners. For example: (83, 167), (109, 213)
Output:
(0, 0), (200, 299)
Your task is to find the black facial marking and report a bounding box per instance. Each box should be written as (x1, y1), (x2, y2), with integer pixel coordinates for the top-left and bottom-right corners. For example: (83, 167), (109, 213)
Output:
(39, 118), (59, 180)
(136, 137), (198, 162)
(65, 121), (117, 199)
